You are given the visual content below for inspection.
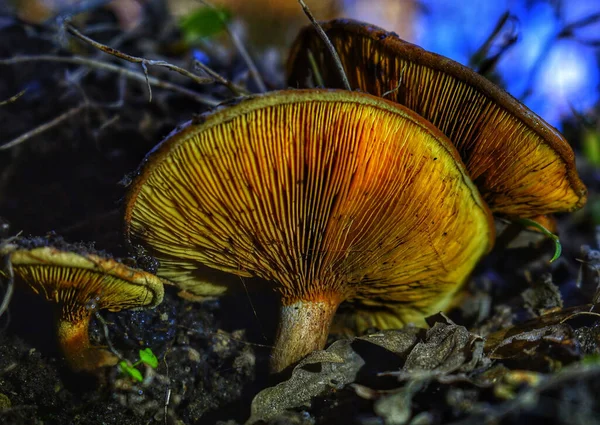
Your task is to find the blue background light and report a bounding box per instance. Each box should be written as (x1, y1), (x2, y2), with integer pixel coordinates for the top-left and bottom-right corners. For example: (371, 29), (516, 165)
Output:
(345, 0), (600, 129)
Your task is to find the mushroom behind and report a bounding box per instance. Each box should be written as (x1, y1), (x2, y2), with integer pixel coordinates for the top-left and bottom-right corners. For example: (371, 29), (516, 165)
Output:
(287, 19), (587, 219)
(125, 89), (494, 372)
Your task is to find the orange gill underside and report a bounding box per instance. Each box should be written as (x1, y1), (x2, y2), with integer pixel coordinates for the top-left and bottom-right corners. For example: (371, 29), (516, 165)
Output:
(126, 90), (493, 326)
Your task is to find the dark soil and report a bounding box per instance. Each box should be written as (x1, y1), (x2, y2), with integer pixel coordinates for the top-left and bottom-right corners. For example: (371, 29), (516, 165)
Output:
(0, 2), (599, 425)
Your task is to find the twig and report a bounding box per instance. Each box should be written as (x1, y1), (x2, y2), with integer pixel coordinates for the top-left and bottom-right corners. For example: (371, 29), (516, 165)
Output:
(0, 253), (14, 319)
(0, 55), (219, 105)
(164, 387), (171, 425)
(193, 60), (250, 96)
(0, 90), (26, 106)
(469, 11), (517, 76)
(239, 276), (268, 342)
(176, 324), (275, 350)
(307, 50), (325, 87)
(448, 363), (600, 425)
(226, 27), (267, 92)
(382, 64), (407, 98)
(297, 0), (351, 91)
(196, 0), (266, 93)
(66, 23), (213, 87)
(94, 311), (123, 360)
(0, 104), (86, 151)
(521, 8), (600, 100)
(69, 26), (138, 85)
(559, 12), (600, 37)
(163, 348), (171, 425)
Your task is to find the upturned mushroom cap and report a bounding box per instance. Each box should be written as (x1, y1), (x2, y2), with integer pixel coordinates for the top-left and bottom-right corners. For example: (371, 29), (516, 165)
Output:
(125, 89), (494, 371)
(287, 19), (587, 219)
(0, 238), (164, 372)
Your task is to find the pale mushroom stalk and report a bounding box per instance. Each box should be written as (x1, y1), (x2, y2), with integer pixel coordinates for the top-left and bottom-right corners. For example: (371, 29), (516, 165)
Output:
(272, 297), (341, 372)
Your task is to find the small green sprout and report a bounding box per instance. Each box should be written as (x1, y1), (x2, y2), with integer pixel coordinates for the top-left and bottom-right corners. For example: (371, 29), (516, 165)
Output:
(118, 348), (159, 382)
(515, 218), (562, 263)
(139, 347), (158, 368)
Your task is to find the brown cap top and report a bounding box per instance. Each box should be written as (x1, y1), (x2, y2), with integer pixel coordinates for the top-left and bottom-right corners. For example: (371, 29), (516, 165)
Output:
(287, 19), (587, 219)
(125, 89), (493, 318)
(1, 239), (164, 322)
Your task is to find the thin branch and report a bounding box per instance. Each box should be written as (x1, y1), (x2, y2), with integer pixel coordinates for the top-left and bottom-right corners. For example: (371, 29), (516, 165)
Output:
(307, 49), (325, 87)
(521, 7), (600, 100)
(196, 0), (266, 93)
(94, 312), (123, 360)
(559, 11), (600, 37)
(226, 28), (267, 93)
(65, 23), (214, 87)
(0, 55), (219, 105)
(140, 62), (152, 101)
(0, 90), (26, 106)
(382, 64), (407, 98)
(469, 12), (518, 76)
(0, 103), (87, 151)
(193, 60), (250, 96)
(239, 276), (268, 342)
(297, 0), (351, 91)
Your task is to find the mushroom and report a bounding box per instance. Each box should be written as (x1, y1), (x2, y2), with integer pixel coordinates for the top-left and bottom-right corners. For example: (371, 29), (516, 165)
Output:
(286, 19), (587, 219)
(124, 89), (494, 372)
(0, 237), (164, 373)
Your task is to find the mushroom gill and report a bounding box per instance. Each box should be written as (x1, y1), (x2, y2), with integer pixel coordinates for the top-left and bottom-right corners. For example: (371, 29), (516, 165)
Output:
(125, 89), (494, 372)
(286, 19), (587, 219)
(0, 239), (164, 373)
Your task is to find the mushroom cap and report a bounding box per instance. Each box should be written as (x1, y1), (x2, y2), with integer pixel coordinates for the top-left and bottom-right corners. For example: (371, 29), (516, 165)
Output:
(1, 241), (164, 322)
(125, 89), (494, 322)
(286, 19), (587, 219)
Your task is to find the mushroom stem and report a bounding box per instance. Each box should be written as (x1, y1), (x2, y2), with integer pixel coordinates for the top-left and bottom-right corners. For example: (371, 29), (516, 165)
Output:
(270, 297), (341, 373)
(56, 317), (118, 372)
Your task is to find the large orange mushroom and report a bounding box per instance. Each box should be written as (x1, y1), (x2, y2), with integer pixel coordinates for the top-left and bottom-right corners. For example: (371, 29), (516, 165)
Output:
(287, 19), (587, 219)
(124, 89), (494, 372)
(0, 238), (165, 373)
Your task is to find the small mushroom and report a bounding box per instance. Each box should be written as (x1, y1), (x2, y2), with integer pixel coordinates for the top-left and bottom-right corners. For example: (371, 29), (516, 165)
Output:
(0, 238), (164, 373)
(287, 19), (587, 219)
(125, 89), (494, 372)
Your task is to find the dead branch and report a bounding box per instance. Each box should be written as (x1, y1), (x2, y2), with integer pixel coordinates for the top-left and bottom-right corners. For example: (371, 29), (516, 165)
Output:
(193, 60), (250, 96)
(195, 0), (267, 93)
(94, 311), (123, 360)
(226, 27), (267, 93)
(0, 55), (219, 106)
(0, 104), (86, 151)
(297, 0), (351, 91)
(65, 23), (214, 90)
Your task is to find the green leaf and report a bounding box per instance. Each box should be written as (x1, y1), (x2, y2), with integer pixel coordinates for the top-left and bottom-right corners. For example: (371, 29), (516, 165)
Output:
(515, 218), (562, 263)
(119, 361), (143, 382)
(139, 348), (158, 369)
(180, 6), (231, 42)
(583, 128), (600, 167)
(581, 354), (600, 365)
